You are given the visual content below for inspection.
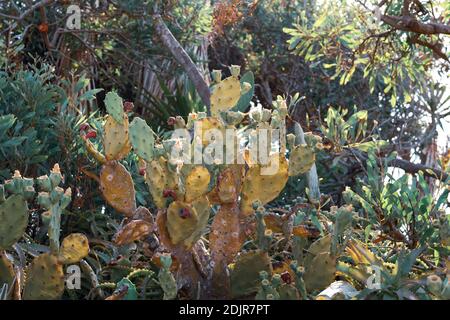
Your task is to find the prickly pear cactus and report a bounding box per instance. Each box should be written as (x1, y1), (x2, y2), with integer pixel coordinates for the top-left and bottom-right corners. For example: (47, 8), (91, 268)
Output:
(234, 71), (255, 112)
(103, 114), (132, 161)
(158, 254), (177, 300)
(23, 253), (65, 300)
(37, 164), (72, 253)
(184, 166), (211, 202)
(230, 250), (272, 298)
(59, 233), (90, 264)
(209, 203), (242, 267)
(105, 91), (125, 124)
(0, 170), (35, 250)
(166, 197), (210, 248)
(0, 194), (29, 250)
(210, 66), (250, 116)
(145, 156), (177, 209)
(193, 117), (225, 147)
(99, 161), (136, 217)
(129, 117), (155, 162)
(303, 252), (336, 292)
(113, 220), (153, 246)
(288, 144), (315, 176)
(240, 153), (289, 215)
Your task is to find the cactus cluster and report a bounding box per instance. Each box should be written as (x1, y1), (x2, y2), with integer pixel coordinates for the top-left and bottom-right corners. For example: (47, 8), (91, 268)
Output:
(0, 165), (91, 300)
(75, 65), (347, 299)
(42, 64), (446, 301)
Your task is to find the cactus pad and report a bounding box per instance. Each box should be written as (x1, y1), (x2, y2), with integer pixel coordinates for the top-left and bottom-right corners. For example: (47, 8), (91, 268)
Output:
(145, 157), (177, 209)
(23, 253), (65, 300)
(184, 166), (210, 202)
(59, 233), (90, 264)
(166, 197), (210, 247)
(240, 153), (289, 215)
(100, 161), (136, 216)
(230, 250), (272, 298)
(113, 220), (153, 246)
(103, 114), (131, 161)
(304, 252), (336, 291)
(279, 284), (300, 300)
(193, 117), (225, 147)
(129, 117), (155, 162)
(211, 75), (242, 116)
(0, 194), (29, 250)
(234, 71), (255, 112)
(105, 92), (124, 124)
(288, 144), (315, 176)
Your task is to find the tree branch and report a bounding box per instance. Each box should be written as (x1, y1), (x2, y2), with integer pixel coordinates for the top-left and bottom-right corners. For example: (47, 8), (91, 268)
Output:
(381, 14), (450, 35)
(152, 14), (211, 114)
(352, 150), (448, 181)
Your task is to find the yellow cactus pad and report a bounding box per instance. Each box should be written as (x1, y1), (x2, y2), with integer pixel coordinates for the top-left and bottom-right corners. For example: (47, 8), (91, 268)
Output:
(240, 153), (289, 215)
(59, 233), (90, 264)
(113, 219), (153, 245)
(165, 201), (195, 246)
(103, 114), (132, 161)
(288, 144), (315, 176)
(100, 161), (136, 217)
(185, 166), (210, 202)
(166, 198), (210, 248)
(145, 157), (178, 209)
(23, 253), (65, 300)
(193, 117), (225, 147)
(211, 75), (242, 116)
(183, 197), (210, 248)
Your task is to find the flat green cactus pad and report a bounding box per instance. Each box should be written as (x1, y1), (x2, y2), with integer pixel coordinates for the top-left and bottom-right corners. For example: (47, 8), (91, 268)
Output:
(23, 253), (65, 300)
(230, 250), (272, 298)
(105, 92), (124, 124)
(129, 117), (155, 162)
(279, 283), (300, 300)
(304, 252), (336, 292)
(0, 194), (29, 250)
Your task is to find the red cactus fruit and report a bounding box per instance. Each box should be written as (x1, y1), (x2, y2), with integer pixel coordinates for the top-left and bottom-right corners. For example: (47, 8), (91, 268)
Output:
(280, 271), (292, 284)
(85, 130), (97, 139)
(139, 167), (146, 176)
(163, 189), (177, 199)
(79, 123), (90, 132)
(124, 101), (134, 112)
(179, 208), (191, 219)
